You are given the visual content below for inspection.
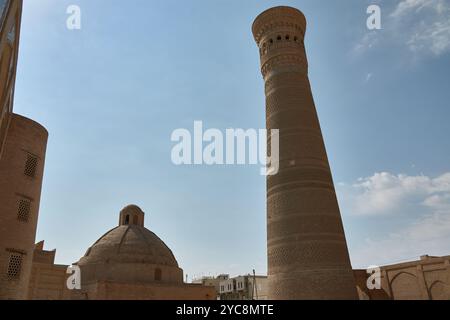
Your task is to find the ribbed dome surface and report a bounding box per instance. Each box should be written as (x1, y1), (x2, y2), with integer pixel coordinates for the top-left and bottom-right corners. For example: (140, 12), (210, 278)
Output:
(79, 225), (179, 267)
(76, 205), (183, 285)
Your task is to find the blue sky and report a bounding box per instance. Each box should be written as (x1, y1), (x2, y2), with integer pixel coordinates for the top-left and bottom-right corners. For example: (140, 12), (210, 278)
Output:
(15, 0), (450, 279)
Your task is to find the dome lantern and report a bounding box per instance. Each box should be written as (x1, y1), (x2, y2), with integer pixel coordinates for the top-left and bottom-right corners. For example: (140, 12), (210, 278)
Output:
(119, 204), (145, 227)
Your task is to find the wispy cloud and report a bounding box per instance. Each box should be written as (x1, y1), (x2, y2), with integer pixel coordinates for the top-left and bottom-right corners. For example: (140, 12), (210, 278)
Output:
(339, 171), (450, 267)
(350, 207), (450, 267)
(391, 0), (447, 17)
(354, 0), (450, 59)
(353, 32), (380, 55)
(407, 18), (450, 56)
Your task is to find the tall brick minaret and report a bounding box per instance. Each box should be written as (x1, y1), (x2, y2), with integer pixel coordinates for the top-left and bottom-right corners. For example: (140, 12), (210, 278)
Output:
(252, 6), (357, 299)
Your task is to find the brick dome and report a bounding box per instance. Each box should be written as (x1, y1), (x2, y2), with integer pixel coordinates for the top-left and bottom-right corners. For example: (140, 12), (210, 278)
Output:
(77, 205), (183, 285)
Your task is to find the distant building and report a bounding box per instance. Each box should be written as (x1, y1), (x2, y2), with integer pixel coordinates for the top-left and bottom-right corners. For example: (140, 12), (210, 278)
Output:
(192, 274), (229, 299)
(219, 274), (268, 300)
(194, 274), (269, 300)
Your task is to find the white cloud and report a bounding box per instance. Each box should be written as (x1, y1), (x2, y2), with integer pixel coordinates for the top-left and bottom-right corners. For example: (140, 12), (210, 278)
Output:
(423, 193), (450, 210)
(341, 172), (450, 216)
(340, 171), (450, 267)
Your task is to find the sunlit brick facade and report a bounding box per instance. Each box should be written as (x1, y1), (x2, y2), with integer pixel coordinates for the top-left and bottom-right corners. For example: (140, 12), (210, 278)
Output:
(0, 0), (49, 300)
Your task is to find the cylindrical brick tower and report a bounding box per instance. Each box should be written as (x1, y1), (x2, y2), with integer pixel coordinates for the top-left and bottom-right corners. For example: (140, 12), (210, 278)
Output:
(0, 114), (48, 300)
(252, 7), (357, 299)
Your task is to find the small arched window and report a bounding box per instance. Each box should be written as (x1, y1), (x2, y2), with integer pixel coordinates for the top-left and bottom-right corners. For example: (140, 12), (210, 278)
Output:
(124, 215), (130, 225)
(155, 268), (162, 281)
